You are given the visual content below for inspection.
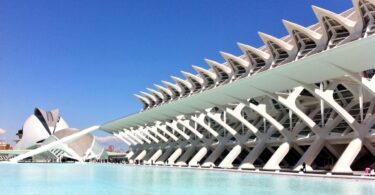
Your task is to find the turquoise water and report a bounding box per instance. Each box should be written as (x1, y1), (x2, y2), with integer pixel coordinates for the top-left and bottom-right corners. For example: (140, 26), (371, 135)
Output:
(0, 164), (374, 195)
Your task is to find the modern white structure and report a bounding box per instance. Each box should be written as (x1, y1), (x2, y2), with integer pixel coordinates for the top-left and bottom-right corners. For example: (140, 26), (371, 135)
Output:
(100, 0), (375, 173)
(15, 108), (69, 149)
(39, 128), (108, 162)
(13, 108), (107, 162)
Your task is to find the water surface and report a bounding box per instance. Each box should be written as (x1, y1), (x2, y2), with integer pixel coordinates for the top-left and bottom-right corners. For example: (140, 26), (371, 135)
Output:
(0, 164), (374, 195)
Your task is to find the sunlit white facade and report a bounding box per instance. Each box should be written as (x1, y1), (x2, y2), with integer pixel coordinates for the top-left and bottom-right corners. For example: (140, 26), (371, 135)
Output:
(103, 0), (375, 173)
(13, 108), (107, 162)
(15, 108), (69, 149)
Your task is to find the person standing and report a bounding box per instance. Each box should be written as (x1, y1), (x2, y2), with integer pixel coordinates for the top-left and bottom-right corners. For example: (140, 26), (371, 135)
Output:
(302, 162), (306, 173)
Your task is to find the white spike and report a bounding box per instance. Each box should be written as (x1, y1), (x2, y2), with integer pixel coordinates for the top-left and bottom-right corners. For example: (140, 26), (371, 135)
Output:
(219, 51), (250, 68)
(258, 32), (295, 51)
(237, 42), (271, 61)
(205, 59), (232, 74)
(140, 91), (157, 102)
(312, 5), (362, 34)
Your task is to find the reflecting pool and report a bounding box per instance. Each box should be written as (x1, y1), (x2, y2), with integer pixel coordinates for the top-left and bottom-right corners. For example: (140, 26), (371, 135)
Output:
(0, 164), (374, 195)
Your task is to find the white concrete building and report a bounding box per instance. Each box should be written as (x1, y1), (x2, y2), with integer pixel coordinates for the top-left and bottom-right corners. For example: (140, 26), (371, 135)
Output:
(15, 108), (69, 149)
(101, 0), (375, 174)
(14, 108), (107, 162)
(40, 128), (108, 162)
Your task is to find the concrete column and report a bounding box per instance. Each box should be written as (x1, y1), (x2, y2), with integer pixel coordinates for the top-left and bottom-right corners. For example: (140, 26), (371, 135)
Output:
(332, 138), (362, 173)
(263, 142), (291, 170)
(147, 149), (163, 164)
(126, 151), (135, 159)
(135, 150), (147, 161)
(176, 147), (196, 166)
(167, 148), (183, 165)
(129, 149), (142, 160)
(219, 145), (242, 168)
(202, 143), (226, 167)
(143, 149), (156, 162)
(294, 138), (325, 171)
(188, 147), (208, 166)
(156, 147), (175, 165)
(240, 140), (267, 169)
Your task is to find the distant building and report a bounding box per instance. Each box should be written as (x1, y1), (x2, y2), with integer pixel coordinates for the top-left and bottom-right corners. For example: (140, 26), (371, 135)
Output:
(40, 128), (108, 162)
(0, 141), (12, 150)
(14, 108), (107, 162)
(15, 108), (69, 149)
(107, 145), (114, 152)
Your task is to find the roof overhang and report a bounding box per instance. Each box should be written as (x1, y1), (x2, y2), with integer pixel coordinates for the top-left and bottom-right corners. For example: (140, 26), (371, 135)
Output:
(101, 35), (375, 132)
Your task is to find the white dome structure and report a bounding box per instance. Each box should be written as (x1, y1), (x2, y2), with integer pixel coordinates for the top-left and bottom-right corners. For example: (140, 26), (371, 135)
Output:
(15, 108), (69, 149)
(13, 108), (107, 162)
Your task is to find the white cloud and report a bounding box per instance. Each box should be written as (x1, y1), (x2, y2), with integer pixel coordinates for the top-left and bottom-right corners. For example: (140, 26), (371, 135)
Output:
(0, 128), (6, 135)
(95, 135), (120, 143)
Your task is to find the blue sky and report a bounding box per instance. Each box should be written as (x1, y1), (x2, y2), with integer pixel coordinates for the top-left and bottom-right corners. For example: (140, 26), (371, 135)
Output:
(0, 0), (351, 148)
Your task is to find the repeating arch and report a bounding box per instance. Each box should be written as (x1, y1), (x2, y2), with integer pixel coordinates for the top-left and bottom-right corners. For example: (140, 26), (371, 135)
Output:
(162, 81), (182, 100)
(283, 20), (327, 59)
(171, 76), (193, 97)
(205, 59), (232, 85)
(312, 6), (362, 49)
(181, 71), (204, 93)
(237, 43), (272, 74)
(258, 32), (297, 67)
(192, 65), (217, 89)
(220, 52), (250, 80)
